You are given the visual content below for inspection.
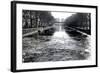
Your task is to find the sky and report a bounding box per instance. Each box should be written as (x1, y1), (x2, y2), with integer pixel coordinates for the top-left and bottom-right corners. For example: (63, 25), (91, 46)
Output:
(51, 12), (75, 20)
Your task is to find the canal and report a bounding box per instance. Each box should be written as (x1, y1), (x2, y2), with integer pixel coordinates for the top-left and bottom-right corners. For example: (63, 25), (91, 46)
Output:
(22, 23), (91, 62)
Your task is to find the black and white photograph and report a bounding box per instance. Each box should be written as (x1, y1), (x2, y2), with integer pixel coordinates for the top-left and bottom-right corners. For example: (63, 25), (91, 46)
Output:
(11, 1), (97, 72)
(22, 10), (91, 63)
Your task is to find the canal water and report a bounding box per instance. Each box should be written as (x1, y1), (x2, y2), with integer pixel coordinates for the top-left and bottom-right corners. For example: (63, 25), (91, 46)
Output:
(23, 23), (91, 62)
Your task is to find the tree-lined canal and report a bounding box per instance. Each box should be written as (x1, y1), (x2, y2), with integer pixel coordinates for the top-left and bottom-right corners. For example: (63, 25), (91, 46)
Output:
(23, 22), (91, 62)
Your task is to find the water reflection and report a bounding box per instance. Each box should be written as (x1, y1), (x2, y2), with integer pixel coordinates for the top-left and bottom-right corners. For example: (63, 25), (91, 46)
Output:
(23, 23), (91, 62)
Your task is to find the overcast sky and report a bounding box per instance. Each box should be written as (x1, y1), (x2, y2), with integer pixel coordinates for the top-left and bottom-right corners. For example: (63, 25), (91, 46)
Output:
(51, 12), (75, 20)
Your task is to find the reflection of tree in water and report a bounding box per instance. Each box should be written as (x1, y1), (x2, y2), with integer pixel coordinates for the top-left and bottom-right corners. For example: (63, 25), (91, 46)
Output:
(23, 22), (90, 62)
